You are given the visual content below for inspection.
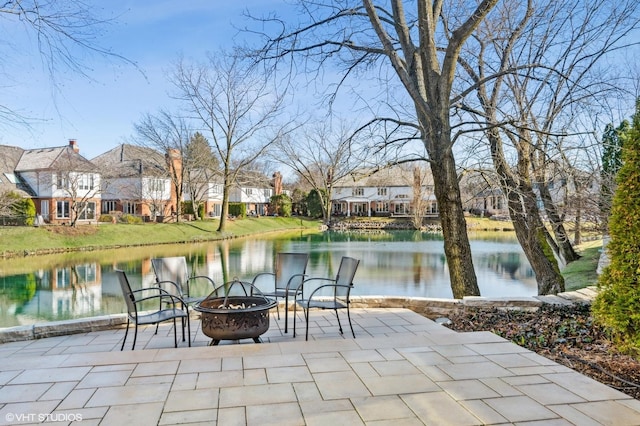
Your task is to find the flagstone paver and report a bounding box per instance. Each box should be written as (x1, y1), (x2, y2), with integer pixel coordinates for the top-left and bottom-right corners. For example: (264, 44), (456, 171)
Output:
(0, 306), (638, 425)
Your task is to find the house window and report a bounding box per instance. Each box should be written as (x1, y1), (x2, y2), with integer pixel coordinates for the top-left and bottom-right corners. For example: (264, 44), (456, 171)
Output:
(394, 203), (409, 215)
(376, 202), (389, 213)
(75, 264), (97, 284)
(56, 201), (70, 218)
(149, 179), (165, 192)
(56, 174), (68, 189)
(78, 174), (94, 190)
(56, 268), (71, 288)
(212, 184), (222, 194)
(77, 202), (96, 220)
(377, 187), (387, 196)
(102, 201), (117, 213)
(246, 188), (253, 195)
(264, 189), (270, 197)
(3, 173), (17, 184)
(352, 188), (364, 196)
(123, 202), (136, 214)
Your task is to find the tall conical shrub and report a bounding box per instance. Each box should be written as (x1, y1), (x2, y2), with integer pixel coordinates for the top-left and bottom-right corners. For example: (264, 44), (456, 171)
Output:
(593, 99), (640, 354)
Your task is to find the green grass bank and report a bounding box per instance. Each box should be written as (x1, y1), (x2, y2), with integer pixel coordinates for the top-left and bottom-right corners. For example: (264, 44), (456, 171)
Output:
(0, 217), (321, 257)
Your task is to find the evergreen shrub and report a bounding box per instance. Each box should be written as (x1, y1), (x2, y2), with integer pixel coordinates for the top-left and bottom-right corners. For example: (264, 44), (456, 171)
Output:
(593, 100), (640, 354)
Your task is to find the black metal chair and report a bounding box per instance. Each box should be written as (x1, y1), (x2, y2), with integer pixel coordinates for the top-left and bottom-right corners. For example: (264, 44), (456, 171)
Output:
(116, 269), (191, 351)
(251, 252), (309, 333)
(293, 256), (360, 341)
(151, 256), (216, 305)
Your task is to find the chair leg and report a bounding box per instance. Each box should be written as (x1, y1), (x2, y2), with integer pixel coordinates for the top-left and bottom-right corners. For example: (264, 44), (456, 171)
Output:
(334, 309), (344, 335)
(186, 315), (191, 347)
(181, 302), (188, 342)
(173, 318), (178, 348)
(347, 306), (355, 338)
(121, 319), (130, 351)
(131, 322), (138, 350)
(293, 301), (298, 338)
(305, 306), (310, 341)
(284, 294), (289, 334)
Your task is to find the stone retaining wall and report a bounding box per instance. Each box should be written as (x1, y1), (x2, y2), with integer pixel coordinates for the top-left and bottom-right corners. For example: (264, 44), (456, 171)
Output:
(0, 287), (597, 344)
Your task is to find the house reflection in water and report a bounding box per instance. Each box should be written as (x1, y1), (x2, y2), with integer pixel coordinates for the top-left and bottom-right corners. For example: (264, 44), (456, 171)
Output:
(20, 263), (102, 322)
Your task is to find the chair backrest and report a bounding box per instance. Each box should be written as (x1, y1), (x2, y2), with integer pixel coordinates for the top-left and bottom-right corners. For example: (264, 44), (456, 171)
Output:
(115, 269), (137, 320)
(334, 257), (360, 297)
(151, 256), (189, 295)
(275, 252), (309, 290)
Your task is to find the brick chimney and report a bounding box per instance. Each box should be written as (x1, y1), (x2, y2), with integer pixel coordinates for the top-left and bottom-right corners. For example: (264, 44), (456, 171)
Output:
(69, 139), (79, 153)
(272, 171), (283, 195)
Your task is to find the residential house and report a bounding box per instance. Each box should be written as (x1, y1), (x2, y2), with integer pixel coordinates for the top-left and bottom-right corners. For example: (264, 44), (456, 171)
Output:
(92, 144), (175, 220)
(0, 145), (36, 205)
(229, 171), (275, 216)
(469, 187), (508, 218)
(2, 140), (101, 225)
(331, 165), (438, 217)
(183, 168), (224, 218)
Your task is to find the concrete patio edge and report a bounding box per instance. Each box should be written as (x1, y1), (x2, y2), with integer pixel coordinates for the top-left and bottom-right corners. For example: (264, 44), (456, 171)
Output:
(0, 287), (596, 344)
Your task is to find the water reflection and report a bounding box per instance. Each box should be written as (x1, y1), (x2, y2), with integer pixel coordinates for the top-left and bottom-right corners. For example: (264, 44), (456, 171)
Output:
(0, 230), (536, 328)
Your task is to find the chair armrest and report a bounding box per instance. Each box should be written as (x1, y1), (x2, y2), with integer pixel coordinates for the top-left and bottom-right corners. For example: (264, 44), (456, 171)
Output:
(251, 272), (275, 284)
(293, 277), (336, 294)
(285, 273), (308, 290)
(188, 275), (216, 288)
(153, 280), (182, 294)
(307, 283), (352, 299)
(132, 287), (189, 307)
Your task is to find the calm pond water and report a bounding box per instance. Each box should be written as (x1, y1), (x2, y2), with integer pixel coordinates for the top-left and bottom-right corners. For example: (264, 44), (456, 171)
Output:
(0, 230), (535, 328)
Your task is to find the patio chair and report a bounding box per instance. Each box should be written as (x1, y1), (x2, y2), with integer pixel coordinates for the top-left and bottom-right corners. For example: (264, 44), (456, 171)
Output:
(293, 256), (359, 341)
(151, 256), (216, 305)
(251, 252), (309, 333)
(115, 269), (191, 350)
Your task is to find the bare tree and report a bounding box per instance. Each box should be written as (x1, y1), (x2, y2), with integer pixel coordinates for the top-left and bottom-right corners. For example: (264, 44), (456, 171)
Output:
(1, 1), (132, 127)
(171, 52), (294, 232)
(251, 0), (505, 298)
(134, 110), (191, 222)
(184, 132), (219, 220)
(409, 163), (435, 230)
(456, 0), (638, 294)
(274, 119), (363, 224)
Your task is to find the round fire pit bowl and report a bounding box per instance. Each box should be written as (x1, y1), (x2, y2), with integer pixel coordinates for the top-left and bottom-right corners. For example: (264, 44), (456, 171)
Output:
(194, 282), (277, 345)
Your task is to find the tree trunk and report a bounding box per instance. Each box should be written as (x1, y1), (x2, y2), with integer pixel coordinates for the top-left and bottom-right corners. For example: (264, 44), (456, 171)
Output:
(538, 183), (580, 264)
(217, 178), (230, 232)
(487, 129), (565, 295)
(508, 190), (565, 295)
(574, 199), (582, 246)
(430, 144), (480, 299)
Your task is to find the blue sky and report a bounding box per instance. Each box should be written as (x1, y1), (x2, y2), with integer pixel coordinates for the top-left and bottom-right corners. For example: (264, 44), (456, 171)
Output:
(1, 1), (289, 159)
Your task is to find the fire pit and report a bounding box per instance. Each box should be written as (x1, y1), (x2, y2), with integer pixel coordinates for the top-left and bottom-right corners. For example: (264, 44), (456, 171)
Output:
(193, 280), (277, 345)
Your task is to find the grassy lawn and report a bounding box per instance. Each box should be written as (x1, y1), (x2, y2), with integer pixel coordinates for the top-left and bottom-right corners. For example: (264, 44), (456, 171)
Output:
(0, 217), (321, 256)
(561, 239), (603, 291)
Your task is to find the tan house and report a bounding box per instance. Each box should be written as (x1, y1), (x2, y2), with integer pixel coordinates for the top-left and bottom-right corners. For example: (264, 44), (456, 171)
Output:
(331, 165), (438, 217)
(92, 144), (176, 221)
(3, 140), (101, 225)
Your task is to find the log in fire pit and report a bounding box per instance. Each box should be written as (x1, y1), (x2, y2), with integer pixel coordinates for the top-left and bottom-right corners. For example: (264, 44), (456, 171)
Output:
(194, 280), (277, 345)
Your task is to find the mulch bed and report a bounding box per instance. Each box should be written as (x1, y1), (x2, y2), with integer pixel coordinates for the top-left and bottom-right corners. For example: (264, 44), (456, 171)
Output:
(443, 303), (640, 400)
